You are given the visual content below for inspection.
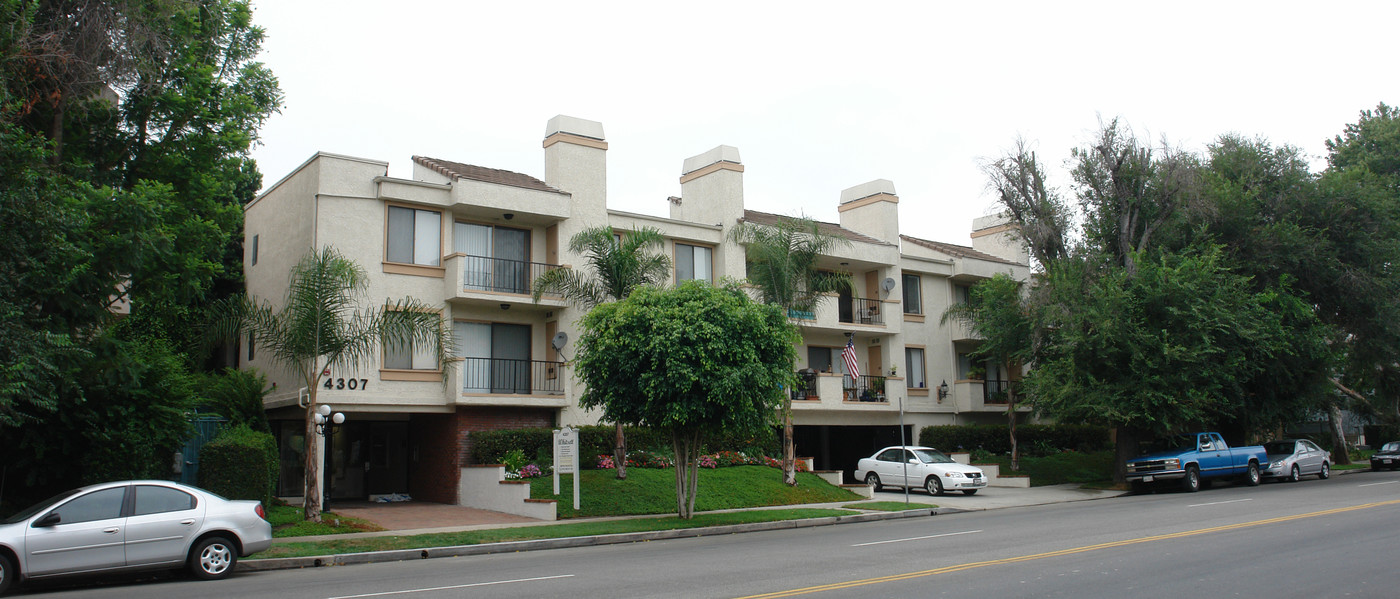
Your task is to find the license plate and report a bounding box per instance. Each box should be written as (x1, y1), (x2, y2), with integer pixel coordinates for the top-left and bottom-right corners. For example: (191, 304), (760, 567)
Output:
(1386, 459), (1395, 464)
(1143, 475), (1155, 482)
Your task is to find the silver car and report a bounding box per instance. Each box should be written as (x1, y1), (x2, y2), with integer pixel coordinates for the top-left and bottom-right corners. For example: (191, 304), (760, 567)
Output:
(855, 446), (988, 495)
(1261, 439), (1332, 482)
(0, 480), (272, 595)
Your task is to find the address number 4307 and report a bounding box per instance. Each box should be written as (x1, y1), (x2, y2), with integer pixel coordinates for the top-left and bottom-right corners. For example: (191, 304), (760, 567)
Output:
(324, 378), (369, 391)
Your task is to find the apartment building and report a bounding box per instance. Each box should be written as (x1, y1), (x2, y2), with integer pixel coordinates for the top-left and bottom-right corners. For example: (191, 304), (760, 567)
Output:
(243, 115), (1030, 503)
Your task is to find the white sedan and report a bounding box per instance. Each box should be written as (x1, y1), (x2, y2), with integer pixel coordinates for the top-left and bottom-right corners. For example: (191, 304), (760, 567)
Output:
(856, 446), (987, 495)
(0, 480), (272, 595)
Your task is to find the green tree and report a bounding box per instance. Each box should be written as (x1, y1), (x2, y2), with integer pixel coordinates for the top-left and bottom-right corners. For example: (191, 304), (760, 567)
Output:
(532, 225), (671, 480)
(574, 282), (797, 518)
(205, 247), (447, 522)
(729, 215), (850, 485)
(941, 273), (1033, 470)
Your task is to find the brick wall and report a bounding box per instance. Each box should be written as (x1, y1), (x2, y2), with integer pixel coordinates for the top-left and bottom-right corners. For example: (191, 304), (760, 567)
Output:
(458, 406), (556, 465)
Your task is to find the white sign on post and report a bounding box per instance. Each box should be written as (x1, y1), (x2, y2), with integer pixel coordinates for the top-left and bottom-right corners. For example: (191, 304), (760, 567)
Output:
(552, 427), (580, 510)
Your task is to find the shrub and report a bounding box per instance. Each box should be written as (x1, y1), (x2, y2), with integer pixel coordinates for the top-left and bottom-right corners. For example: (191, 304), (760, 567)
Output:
(197, 424), (275, 508)
(471, 424), (781, 469)
(919, 423), (1111, 455)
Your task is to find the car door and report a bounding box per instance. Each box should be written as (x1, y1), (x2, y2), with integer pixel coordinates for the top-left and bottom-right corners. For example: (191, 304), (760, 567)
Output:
(874, 449), (902, 486)
(124, 484), (204, 567)
(1298, 440), (1323, 475)
(24, 486), (128, 576)
(1196, 434), (1226, 475)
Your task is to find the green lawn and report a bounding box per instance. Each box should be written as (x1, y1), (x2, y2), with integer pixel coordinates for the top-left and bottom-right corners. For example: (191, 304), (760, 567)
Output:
(252, 508), (858, 559)
(974, 450), (1115, 486)
(530, 466), (861, 518)
(843, 501), (938, 511)
(266, 504), (385, 538)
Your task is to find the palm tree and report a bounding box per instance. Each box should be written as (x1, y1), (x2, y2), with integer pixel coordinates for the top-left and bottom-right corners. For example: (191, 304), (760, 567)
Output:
(206, 247), (447, 522)
(941, 273), (1033, 471)
(533, 226), (671, 479)
(729, 215), (850, 485)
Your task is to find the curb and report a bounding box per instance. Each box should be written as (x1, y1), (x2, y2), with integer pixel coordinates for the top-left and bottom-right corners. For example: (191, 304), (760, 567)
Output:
(240, 508), (936, 572)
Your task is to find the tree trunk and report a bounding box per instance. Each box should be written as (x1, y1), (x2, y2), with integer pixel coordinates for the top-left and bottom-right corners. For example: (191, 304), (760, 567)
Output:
(614, 422), (627, 480)
(303, 396), (322, 523)
(1328, 401), (1352, 465)
(1008, 398), (1019, 472)
(1112, 425), (1139, 484)
(782, 401), (796, 486)
(672, 430), (700, 519)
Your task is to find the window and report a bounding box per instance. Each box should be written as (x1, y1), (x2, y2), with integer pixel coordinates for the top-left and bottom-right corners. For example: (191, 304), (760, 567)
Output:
(50, 487), (126, 525)
(251, 234), (259, 266)
(387, 206), (442, 266)
(905, 348), (926, 389)
(806, 346), (848, 376)
(133, 485), (196, 516)
(954, 284), (971, 305)
(454, 321), (532, 393)
(902, 273), (921, 314)
(877, 448), (903, 462)
(385, 336), (436, 371)
(676, 243), (712, 282)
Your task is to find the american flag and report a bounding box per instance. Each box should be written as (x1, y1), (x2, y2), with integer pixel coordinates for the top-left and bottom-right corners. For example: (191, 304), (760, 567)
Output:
(842, 338), (861, 379)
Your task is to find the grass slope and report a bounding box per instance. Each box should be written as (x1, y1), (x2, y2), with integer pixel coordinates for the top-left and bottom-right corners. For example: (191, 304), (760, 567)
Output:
(975, 450), (1115, 486)
(530, 466), (860, 518)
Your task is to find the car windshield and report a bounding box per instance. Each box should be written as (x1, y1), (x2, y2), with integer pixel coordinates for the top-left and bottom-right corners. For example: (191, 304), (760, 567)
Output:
(912, 449), (955, 464)
(1383, 442), (1400, 453)
(2, 488), (81, 524)
(1263, 442), (1296, 455)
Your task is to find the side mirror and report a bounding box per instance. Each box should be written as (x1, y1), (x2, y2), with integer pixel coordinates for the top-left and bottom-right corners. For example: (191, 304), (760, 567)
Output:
(908, 458), (920, 465)
(34, 512), (61, 527)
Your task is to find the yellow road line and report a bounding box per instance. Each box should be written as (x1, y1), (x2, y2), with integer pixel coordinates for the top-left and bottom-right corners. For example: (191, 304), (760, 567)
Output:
(737, 500), (1400, 598)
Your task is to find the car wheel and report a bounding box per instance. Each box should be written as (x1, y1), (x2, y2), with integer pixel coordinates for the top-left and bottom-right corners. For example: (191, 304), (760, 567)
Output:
(925, 476), (944, 496)
(1288, 464), (1300, 483)
(1244, 462), (1261, 486)
(189, 536), (238, 581)
(864, 472), (882, 492)
(0, 551), (14, 595)
(1182, 465), (1201, 492)
(1319, 462), (1330, 479)
(962, 489), (978, 496)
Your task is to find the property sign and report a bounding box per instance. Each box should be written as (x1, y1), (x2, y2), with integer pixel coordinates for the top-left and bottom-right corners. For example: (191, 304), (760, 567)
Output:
(553, 427), (580, 510)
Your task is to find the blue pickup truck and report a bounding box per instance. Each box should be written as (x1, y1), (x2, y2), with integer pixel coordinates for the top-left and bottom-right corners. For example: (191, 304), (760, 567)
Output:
(1125, 432), (1267, 492)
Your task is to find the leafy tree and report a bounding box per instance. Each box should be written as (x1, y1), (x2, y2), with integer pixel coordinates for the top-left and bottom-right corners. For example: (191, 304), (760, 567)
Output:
(205, 247), (447, 522)
(532, 225), (671, 480)
(199, 367), (272, 433)
(729, 215), (850, 485)
(941, 274), (1033, 470)
(574, 282), (797, 518)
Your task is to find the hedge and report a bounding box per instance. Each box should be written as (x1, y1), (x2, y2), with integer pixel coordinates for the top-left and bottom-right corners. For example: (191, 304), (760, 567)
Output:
(197, 424), (276, 508)
(470, 425), (779, 468)
(919, 424), (1110, 456)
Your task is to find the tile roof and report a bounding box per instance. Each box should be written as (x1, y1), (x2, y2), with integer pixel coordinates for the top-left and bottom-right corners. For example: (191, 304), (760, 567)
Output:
(412, 156), (564, 194)
(740, 210), (894, 246)
(900, 234), (1022, 266)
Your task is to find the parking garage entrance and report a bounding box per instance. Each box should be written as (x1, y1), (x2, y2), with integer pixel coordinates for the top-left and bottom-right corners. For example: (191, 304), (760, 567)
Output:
(793, 424), (912, 484)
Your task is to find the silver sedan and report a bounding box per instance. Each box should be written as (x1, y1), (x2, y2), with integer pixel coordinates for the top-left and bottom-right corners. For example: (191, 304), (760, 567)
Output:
(0, 480), (272, 595)
(1261, 439), (1332, 482)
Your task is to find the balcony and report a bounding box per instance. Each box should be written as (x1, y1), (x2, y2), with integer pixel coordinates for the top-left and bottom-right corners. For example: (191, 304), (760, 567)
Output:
(790, 370), (819, 401)
(795, 296), (892, 332)
(844, 374), (888, 403)
(444, 254), (569, 309)
(446, 357), (570, 408)
(841, 297), (884, 326)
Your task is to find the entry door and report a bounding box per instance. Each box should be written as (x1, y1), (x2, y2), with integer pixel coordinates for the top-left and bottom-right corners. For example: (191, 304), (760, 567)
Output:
(366, 422), (409, 495)
(491, 323), (531, 394)
(494, 227), (530, 294)
(838, 286), (854, 323)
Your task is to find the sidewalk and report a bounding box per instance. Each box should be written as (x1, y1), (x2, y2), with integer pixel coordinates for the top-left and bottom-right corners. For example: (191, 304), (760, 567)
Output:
(244, 484), (1125, 572)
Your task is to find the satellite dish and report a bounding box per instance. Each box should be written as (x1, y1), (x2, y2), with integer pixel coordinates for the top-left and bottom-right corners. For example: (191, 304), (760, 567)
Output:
(882, 277), (897, 292)
(551, 332), (569, 352)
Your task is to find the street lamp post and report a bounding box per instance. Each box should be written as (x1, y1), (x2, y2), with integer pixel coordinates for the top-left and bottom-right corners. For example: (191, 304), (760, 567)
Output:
(313, 404), (346, 513)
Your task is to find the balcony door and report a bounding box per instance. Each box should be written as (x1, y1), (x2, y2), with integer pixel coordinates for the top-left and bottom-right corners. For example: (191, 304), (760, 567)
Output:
(454, 321), (531, 394)
(455, 223), (531, 294)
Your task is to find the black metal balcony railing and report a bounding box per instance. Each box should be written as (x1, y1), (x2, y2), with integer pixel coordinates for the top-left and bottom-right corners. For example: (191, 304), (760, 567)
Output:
(984, 378), (1014, 404)
(839, 297), (884, 325)
(460, 357), (565, 395)
(844, 374), (888, 402)
(791, 370), (818, 400)
(463, 255), (562, 295)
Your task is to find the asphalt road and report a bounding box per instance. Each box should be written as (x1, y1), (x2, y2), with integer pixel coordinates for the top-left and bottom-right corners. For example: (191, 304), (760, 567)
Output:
(21, 469), (1400, 599)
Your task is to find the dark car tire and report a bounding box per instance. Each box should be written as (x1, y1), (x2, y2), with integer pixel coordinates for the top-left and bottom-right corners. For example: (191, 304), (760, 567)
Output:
(189, 536), (238, 581)
(1182, 465), (1201, 492)
(1244, 462), (1261, 486)
(0, 551), (15, 595)
(1288, 464), (1300, 482)
(962, 489), (978, 496)
(1319, 462), (1330, 479)
(925, 476), (944, 496)
(864, 472), (882, 492)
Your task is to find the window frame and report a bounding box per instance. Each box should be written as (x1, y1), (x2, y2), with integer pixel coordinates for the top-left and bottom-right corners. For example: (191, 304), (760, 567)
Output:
(674, 242), (714, 283)
(902, 273), (922, 315)
(385, 203), (444, 269)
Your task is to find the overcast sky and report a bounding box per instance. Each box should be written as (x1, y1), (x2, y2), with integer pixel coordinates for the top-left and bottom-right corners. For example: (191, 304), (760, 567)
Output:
(247, 1), (1399, 245)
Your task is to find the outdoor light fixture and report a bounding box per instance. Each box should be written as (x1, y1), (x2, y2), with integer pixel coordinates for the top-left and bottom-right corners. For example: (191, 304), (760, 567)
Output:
(314, 404), (346, 511)
(938, 380), (949, 400)
(500, 303), (510, 310)
(503, 213), (515, 220)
